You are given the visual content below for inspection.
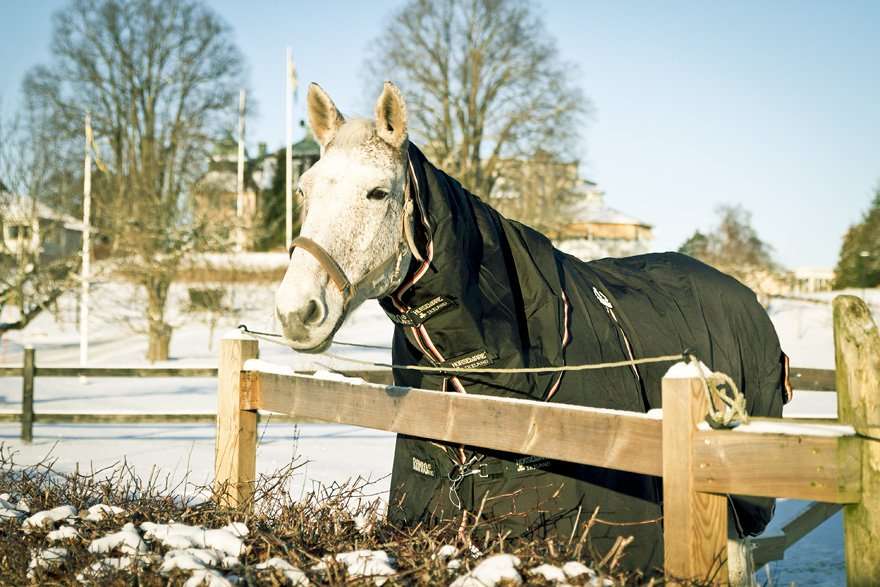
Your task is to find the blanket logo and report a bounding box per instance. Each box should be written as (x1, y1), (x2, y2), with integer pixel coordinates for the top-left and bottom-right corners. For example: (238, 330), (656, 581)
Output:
(387, 296), (456, 326)
(515, 455), (552, 473)
(412, 457), (436, 477)
(444, 350), (494, 370)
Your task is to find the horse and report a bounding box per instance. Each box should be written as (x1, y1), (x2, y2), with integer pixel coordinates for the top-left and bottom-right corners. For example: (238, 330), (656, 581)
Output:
(275, 82), (790, 571)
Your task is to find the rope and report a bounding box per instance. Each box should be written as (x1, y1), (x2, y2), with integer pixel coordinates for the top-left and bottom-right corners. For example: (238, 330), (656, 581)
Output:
(241, 326), (392, 350)
(689, 355), (750, 429)
(238, 324), (685, 375)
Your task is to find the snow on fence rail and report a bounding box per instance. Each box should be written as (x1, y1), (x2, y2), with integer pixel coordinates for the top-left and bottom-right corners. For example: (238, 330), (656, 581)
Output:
(215, 295), (880, 585)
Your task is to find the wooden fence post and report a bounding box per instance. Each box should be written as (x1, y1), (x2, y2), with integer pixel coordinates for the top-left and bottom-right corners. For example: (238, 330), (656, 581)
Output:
(214, 333), (259, 507)
(21, 346), (34, 443)
(833, 295), (880, 586)
(662, 361), (728, 584)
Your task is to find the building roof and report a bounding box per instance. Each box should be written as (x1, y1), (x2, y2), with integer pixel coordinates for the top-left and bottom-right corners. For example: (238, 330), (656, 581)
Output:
(291, 131), (320, 157)
(0, 192), (84, 231)
(567, 181), (651, 228)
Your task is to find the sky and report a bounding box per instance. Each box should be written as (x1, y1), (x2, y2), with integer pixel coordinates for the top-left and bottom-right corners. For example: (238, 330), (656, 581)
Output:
(1, 0), (878, 268)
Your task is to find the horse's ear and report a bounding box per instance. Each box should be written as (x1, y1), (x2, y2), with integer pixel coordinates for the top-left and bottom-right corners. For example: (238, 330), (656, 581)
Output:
(307, 83), (345, 149)
(374, 81), (407, 149)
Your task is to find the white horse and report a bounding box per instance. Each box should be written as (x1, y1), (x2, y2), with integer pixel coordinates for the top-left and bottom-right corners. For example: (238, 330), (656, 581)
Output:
(275, 82), (783, 576)
(275, 82), (414, 350)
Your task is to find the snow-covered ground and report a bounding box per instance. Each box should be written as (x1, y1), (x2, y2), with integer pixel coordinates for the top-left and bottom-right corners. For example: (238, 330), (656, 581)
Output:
(0, 280), (877, 585)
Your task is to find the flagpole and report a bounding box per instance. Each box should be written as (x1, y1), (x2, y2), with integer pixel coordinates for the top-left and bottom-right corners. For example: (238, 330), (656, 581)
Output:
(236, 88), (246, 251)
(80, 113), (91, 372)
(285, 47), (294, 250)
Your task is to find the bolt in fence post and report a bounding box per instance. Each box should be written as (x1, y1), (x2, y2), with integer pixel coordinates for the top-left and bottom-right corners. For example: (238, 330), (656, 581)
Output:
(662, 361), (728, 583)
(21, 346), (34, 443)
(214, 333), (259, 507)
(833, 295), (880, 586)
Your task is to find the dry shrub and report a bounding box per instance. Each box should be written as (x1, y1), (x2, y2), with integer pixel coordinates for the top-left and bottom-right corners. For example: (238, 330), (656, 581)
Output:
(0, 445), (687, 585)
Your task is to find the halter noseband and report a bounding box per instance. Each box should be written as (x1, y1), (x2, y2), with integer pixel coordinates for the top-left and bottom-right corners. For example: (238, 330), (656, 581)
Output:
(288, 165), (417, 311)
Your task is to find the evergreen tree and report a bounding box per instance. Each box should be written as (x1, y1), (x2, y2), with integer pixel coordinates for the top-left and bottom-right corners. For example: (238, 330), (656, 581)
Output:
(834, 185), (880, 288)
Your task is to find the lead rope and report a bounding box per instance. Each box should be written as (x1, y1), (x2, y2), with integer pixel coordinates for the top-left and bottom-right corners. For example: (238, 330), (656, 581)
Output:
(238, 325), (686, 375)
(240, 325), (749, 429)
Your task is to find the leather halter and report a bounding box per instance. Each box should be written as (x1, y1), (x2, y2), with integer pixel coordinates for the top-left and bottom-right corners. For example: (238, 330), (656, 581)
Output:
(288, 166), (418, 311)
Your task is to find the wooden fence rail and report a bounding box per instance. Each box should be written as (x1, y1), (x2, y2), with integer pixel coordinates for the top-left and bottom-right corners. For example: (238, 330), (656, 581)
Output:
(0, 348), (391, 440)
(216, 296), (879, 585)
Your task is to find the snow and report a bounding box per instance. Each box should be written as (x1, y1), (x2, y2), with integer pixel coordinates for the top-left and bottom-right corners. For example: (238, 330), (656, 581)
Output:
(84, 503), (126, 521)
(697, 420), (855, 437)
(451, 553), (522, 587)
(256, 557), (310, 585)
(434, 544), (458, 560)
(140, 522), (246, 557)
(28, 546), (68, 574)
(47, 525), (79, 542)
(242, 358), (297, 376)
(663, 359), (712, 379)
(561, 561), (596, 580)
(183, 569), (237, 587)
(0, 494), (29, 519)
(313, 550), (396, 585)
(23, 504), (77, 529)
(89, 522), (147, 554)
(529, 563), (567, 583)
(160, 548), (224, 572)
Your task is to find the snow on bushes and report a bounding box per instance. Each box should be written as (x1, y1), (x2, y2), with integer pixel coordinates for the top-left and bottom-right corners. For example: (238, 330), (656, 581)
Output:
(0, 447), (655, 585)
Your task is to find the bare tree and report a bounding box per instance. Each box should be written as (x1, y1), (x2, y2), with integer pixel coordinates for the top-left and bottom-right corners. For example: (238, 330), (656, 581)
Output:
(0, 108), (81, 336)
(679, 205), (783, 304)
(23, 0), (246, 361)
(365, 0), (590, 213)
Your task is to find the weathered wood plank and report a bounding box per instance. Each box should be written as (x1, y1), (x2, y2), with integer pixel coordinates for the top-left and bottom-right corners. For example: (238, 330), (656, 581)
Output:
(661, 364), (728, 584)
(240, 371), (665, 477)
(214, 336), (259, 507)
(21, 347), (34, 443)
(789, 367), (836, 392)
(0, 412), (329, 424)
(834, 295), (880, 586)
(693, 430), (862, 503)
(17, 366), (390, 382)
(35, 367), (219, 377)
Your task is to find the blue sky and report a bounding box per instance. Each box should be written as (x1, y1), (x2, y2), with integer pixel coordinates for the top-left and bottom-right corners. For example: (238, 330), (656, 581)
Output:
(2, 1), (878, 267)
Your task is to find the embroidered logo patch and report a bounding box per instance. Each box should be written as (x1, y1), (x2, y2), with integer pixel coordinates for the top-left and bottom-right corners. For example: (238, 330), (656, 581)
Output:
(515, 455), (552, 472)
(412, 457), (435, 477)
(386, 296), (456, 326)
(443, 350), (494, 370)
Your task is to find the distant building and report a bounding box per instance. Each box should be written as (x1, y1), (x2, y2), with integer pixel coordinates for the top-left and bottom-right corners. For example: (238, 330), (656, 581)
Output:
(792, 267), (834, 293)
(554, 180), (653, 260)
(0, 192), (83, 261)
(194, 127), (320, 251)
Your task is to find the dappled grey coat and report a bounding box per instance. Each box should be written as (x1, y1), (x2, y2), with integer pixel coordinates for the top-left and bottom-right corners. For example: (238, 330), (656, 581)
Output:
(379, 144), (788, 572)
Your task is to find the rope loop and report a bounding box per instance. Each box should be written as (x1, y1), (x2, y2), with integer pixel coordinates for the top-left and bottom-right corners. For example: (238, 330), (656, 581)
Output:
(687, 355), (750, 429)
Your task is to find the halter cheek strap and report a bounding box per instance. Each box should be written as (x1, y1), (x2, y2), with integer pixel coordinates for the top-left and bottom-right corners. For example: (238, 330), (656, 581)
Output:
(288, 166), (418, 310)
(288, 235), (405, 311)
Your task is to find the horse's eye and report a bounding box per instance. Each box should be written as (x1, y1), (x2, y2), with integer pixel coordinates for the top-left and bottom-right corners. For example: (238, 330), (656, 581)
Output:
(367, 188), (388, 200)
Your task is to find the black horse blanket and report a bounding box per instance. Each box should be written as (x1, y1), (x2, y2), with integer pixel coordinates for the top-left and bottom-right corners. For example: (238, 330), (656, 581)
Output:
(379, 144), (788, 571)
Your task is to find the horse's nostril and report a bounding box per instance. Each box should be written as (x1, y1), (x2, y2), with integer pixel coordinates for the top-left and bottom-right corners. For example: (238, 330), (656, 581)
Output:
(299, 299), (324, 327)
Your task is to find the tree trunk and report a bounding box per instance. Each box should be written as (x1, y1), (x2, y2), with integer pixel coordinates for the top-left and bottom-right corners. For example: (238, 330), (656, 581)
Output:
(147, 320), (172, 363)
(145, 279), (172, 363)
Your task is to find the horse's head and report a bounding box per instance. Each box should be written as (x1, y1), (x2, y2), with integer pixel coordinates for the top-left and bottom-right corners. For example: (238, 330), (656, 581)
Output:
(275, 82), (413, 352)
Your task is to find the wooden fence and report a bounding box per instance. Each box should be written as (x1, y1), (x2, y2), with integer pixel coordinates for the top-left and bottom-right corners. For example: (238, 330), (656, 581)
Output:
(214, 295), (879, 585)
(0, 350), (391, 440)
